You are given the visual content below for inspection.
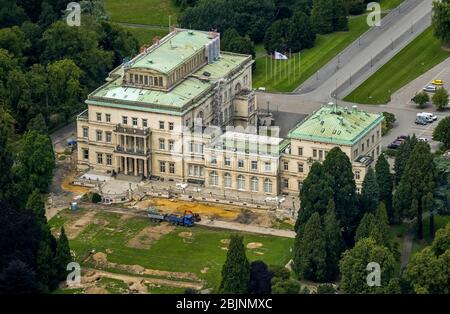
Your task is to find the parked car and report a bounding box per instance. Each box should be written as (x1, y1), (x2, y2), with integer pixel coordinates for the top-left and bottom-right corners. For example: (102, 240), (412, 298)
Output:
(420, 112), (438, 121)
(432, 79), (444, 86)
(423, 85), (437, 93)
(415, 117), (428, 125)
(418, 137), (428, 142)
(388, 142), (401, 149)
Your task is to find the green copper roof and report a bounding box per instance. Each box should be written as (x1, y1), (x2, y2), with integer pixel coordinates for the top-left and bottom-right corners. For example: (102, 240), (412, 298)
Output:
(131, 30), (214, 74)
(287, 105), (384, 145)
(88, 52), (251, 113)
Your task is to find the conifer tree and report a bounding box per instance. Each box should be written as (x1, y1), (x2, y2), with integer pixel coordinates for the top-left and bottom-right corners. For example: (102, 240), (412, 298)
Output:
(55, 227), (72, 281)
(375, 154), (393, 223)
(361, 167), (380, 213)
(219, 235), (250, 294)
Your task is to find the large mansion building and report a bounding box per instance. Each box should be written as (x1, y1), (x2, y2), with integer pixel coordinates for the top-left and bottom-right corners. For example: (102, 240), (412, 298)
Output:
(76, 28), (384, 196)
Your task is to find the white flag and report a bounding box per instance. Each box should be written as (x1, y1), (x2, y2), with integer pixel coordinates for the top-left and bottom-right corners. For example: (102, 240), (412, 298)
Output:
(274, 51), (288, 60)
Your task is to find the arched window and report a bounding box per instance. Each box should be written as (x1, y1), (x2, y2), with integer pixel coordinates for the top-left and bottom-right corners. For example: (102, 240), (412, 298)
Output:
(209, 171), (219, 186)
(224, 173), (232, 188)
(251, 177), (258, 192)
(237, 175), (245, 190)
(264, 179), (272, 194)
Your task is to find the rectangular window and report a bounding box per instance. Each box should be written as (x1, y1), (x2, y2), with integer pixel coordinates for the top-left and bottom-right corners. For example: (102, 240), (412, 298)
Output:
(106, 154), (112, 165)
(264, 162), (271, 172)
(97, 153), (103, 164)
(168, 140), (174, 151)
(224, 157), (231, 167)
(132, 117), (138, 126)
(372, 135), (375, 144)
(367, 139), (370, 148)
(169, 162), (175, 174)
(159, 161), (165, 173)
(139, 75), (143, 84)
(298, 163), (304, 173)
(238, 160), (244, 168)
(251, 161), (258, 170)
(282, 178), (289, 189)
(362, 143), (365, 152)
(122, 116), (128, 125)
(319, 150), (323, 160)
(298, 147), (303, 156)
(96, 113), (101, 121)
(144, 76), (148, 85)
(105, 132), (111, 143)
(149, 76), (153, 85)
(82, 127), (88, 138)
(129, 73), (133, 83)
(283, 161), (289, 171)
(134, 74), (138, 82)
(377, 146), (380, 156)
(159, 77), (163, 86)
(188, 165), (203, 177)
(105, 114), (111, 122)
(377, 130), (380, 139)
(169, 122), (174, 131)
(354, 149), (359, 159)
(159, 139), (165, 150)
(313, 149), (317, 159)
(142, 119), (148, 127)
(96, 130), (102, 141)
(159, 121), (164, 129)
(83, 149), (89, 160)
(211, 156), (217, 165)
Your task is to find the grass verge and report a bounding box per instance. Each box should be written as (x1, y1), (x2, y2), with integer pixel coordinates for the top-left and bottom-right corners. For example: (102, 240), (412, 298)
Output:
(344, 27), (450, 104)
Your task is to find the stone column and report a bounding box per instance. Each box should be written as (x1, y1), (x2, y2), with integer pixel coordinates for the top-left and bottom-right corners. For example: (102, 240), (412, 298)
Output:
(144, 158), (148, 178)
(124, 157), (128, 174)
(134, 158), (137, 176)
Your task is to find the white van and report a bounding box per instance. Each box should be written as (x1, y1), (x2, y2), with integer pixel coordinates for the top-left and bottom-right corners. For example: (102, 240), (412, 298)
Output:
(420, 112), (438, 122)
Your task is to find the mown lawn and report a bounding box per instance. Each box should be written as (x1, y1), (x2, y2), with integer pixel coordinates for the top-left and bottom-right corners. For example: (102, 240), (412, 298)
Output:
(344, 27), (450, 104)
(252, 0), (404, 92)
(49, 209), (293, 293)
(124, 27), (169, 46)
(253, 15), (370, 92)
(104, 0), (179, 26)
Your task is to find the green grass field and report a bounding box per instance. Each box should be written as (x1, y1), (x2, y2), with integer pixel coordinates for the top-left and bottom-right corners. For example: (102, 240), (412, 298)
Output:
(253, 16), (370, 92)
(49, 208), (293, 293)
(252, 0), (404, 92)
(124, 27), (169, 46)
(104, 0), (179, 26)
(344, 27), (450, 104)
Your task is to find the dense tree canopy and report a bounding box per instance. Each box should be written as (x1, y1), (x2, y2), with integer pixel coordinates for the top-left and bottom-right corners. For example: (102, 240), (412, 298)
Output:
(339, 238), (398, 293)
(404, 222), (450, 294)
(375, 154), (394, 222)
(323, 147), (358, 242)
(393, 142), (435, 237)
(433, 116), (450, 149)
(432, 0), (450, 46)
(221, 28), (256, 58)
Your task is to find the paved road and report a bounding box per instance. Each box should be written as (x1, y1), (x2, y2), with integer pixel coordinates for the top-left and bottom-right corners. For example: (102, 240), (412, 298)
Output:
(295, 0), (433, 102)
(197, 218), (296, 238)
(257, 57), (450, 150)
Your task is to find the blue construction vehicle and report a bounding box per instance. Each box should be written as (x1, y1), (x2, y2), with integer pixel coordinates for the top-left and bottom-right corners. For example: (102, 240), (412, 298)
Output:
(147, 207), (198, 227)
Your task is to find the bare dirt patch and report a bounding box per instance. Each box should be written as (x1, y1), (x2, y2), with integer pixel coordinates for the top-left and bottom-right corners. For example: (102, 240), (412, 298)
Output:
(200, 267), (209, 274)
(247, 242), (263, 249)
(127, 223), (175, 249)
(65, 211), (96, 239)
(88, 252), (200, 282)
(84, 286), (109, 294)
(150, 198), (240, 220)
(178, 231), (192, 238)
